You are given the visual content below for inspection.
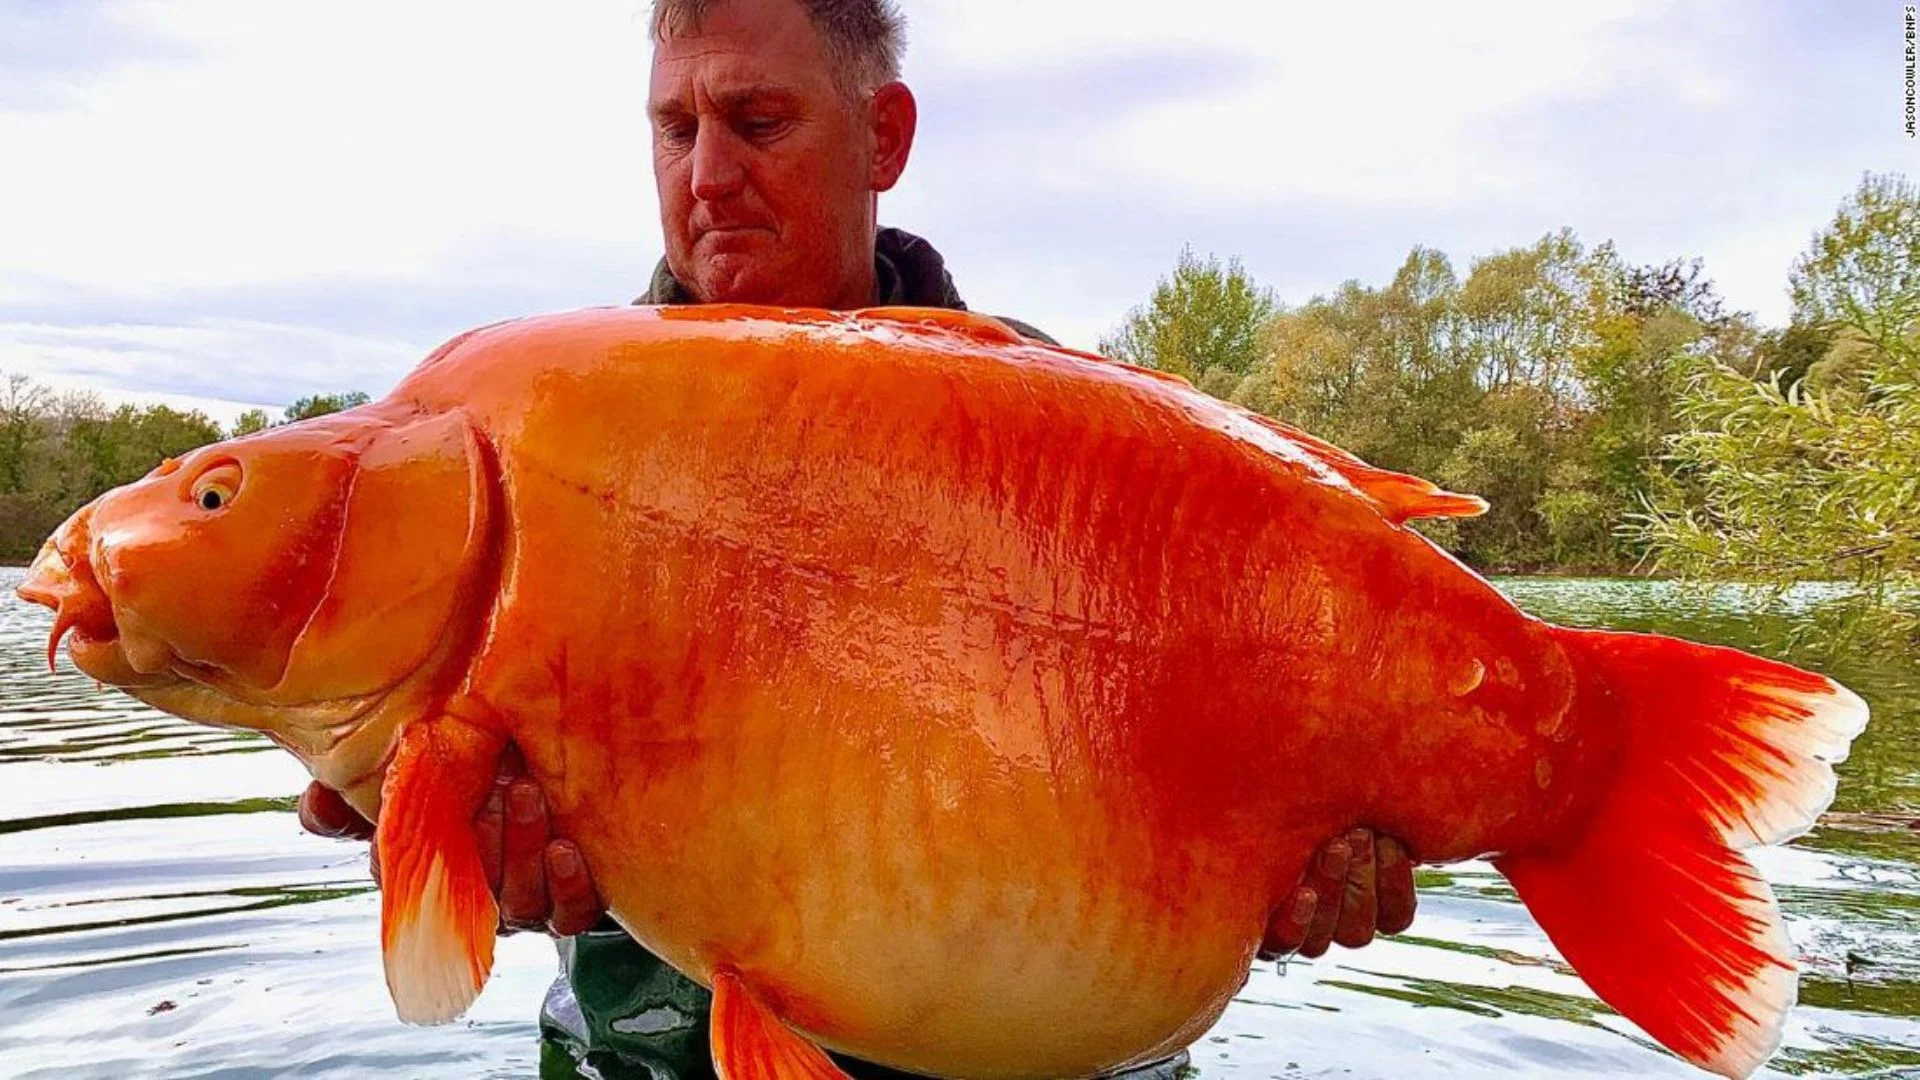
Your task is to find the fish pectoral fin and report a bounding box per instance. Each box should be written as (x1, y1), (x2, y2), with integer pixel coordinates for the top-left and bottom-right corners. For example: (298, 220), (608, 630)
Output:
(710, 967), (851, 1080)
(376, 717), (505, 1025)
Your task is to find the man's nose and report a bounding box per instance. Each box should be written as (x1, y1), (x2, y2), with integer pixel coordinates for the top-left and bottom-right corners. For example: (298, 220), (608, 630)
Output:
(689, 126), (747, 202)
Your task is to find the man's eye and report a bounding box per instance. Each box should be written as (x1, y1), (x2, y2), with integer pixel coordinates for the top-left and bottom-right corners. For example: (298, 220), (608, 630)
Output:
(658, 121), (696, 147)
(741, 117), (787, 141)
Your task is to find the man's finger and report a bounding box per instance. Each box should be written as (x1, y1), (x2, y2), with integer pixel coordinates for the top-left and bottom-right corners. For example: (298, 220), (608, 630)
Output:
(497, 743), (527, 781)
(369, 834), (383, 889)
(1299, 836), (1351, 958)
(1332, 828), (1378, 949)
(297, 782), (375, 841)
(475, 743), (528, 897)
(497, 779), (551, 932)
(545, 841), (604, 937)
(1376, 835), (1417, 935)
(474, 778), (509, 896)
(1259, 886), (1317, 959)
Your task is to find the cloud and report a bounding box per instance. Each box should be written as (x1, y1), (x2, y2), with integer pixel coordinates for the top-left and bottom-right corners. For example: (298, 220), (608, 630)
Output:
(0, 0), (195, 111)
(903, 0), (1710, 208)
(0, 1), (658, 293)
(0, 231), (655, 340)
(895, 0), (1904, 338)
(4, 319), (418, 406)
(0, 230), (663, 421)
(0, 0), (1910, 416)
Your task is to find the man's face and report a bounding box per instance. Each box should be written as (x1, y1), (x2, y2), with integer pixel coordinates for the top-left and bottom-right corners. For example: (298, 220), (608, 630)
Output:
(649, 0), (891, 308)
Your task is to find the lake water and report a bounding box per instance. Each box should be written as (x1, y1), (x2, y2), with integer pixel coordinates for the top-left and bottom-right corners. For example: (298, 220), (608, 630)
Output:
(2, 569), (1915, 1078)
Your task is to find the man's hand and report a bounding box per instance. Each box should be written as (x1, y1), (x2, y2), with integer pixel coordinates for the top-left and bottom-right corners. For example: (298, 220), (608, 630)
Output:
(470, 746), (605, 936)
(295, 745), (607, 937)
(1258, 828), (1417, 960)
(303, 766), (1412, 951)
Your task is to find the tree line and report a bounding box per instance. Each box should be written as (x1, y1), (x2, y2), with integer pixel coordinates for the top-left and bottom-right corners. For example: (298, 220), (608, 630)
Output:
(5, 173), (1912, 645)
(1103, 172), (1917, 646)
(0, 385), (367, 561)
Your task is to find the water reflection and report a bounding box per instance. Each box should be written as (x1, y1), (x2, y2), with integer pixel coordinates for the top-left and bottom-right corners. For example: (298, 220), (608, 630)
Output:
(0, 569), (1914, 1077)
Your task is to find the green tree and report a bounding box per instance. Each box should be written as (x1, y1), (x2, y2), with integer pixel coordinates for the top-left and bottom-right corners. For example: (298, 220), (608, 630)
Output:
(1748, 321), (1833, 386)
(1536, 460), (1613, 567)
(0, 373), (51, 495)
(62, 404), (222, 495)
(1422, 233), (1595, 568)
(1265, 281), (1399, 457)
(0, 377), (225, 562)
(284, 391), (370, 423)
(1100, 249), (1277, 381)
(231, 409), (271, 436)
(1566, 244), (1735, 565)
(1099, 175), (1918, 587)
(1245, 236), (1596, 569)
(1261, 248), (1473, 477)
(1634, 172), (1920, 648)
(1456, 229), (1587, 398)
(1790, 172), (1920, 364)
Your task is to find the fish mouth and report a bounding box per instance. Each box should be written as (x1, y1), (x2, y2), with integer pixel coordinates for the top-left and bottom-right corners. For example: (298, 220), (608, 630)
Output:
(17, 523), (179, 689)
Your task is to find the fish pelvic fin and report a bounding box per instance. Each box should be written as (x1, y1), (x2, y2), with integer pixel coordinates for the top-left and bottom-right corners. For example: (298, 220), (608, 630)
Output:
(1242, 413), (1487, 524)
(1497, 627), (1869, 1079)
(710, 967), (852, 1080)
(377, 717), (505, 1025)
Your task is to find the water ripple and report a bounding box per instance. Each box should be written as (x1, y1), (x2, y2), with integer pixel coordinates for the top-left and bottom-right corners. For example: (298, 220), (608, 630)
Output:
(1, 568), (1916, 1077)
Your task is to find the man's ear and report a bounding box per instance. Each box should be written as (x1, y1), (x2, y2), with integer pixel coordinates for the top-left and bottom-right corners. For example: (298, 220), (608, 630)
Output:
(273, 410), (492, 701)
(870, 81), (917, 192)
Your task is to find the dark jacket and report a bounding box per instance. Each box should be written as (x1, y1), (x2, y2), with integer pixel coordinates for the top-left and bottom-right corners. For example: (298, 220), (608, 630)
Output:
(635, 226), (1057, 346)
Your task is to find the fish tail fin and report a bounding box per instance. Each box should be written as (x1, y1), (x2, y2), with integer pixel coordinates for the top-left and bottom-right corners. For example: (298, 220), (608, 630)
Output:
(1495, 627), (1867, 1079)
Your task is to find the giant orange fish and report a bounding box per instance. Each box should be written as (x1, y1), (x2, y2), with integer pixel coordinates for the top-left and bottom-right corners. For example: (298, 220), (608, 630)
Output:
(18, 306), (1866, 1079)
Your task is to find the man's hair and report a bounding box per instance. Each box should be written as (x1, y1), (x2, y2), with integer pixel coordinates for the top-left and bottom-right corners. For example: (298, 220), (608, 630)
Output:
(651, 0), (906, 96)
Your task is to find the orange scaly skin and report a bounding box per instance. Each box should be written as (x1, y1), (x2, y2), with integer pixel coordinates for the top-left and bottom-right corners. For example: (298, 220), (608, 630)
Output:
(391, 307), (1605, 1075)
(17, 305), (1866, 1080)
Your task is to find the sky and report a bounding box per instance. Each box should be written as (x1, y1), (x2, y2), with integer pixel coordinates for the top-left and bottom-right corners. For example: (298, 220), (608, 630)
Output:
(0, 0), (1913, 427)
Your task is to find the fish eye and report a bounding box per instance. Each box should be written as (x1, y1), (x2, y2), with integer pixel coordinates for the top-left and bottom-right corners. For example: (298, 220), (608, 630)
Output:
(189, 462), (243, 513)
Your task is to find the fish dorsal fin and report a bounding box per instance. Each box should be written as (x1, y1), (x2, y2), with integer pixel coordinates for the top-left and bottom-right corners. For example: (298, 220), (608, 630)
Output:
(850, 322), (1480, 527)
(1080, 356), (1478, 524)
(859, 307), (1025, 346)
(1243, 413), (1488, 525)
(1089, 356), (1481, 524)
(1110, 361), (1197, 389)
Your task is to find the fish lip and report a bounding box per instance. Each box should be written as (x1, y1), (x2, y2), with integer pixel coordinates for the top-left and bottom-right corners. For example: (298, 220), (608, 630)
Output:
(16, 578), (62, 611)
(24, 519), (365, 704)
(19, 539), (82, 672)
(17, 521), (176, 685)
(17, 538), (69, 610)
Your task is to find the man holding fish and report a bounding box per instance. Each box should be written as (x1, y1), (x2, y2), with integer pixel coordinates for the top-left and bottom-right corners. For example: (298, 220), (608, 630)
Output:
(25, 0), (1864, 1071)
(297, 0), (1418, 1074)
